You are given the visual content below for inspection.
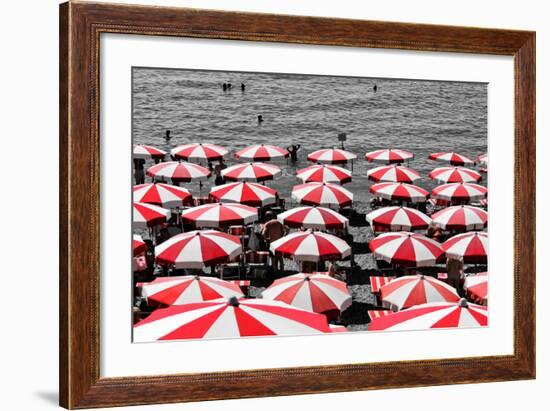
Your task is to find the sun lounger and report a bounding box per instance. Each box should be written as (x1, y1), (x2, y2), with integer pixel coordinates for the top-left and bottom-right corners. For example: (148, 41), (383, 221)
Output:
(368, 310), (393, 321)
(370, 275), (395, 306)
(228, 280), (251, 295)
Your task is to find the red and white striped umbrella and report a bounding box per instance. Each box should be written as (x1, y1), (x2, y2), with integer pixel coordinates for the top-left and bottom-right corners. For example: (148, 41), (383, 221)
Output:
(329, 324), (348, 332)
(296, 164), (352, 184)
(277, 206), (348, 230)
(464, 272), (488, 305)
(133, 297), (332, 341)
(366, 206), (431, 232)
(442, 232), (488, 263)
(369, 232), (444, 267)
(367, 164), (421, 183)
(368, 299), (488, 331)
(477, 153), (488, 165)
(432, 183), (487, 202)
(146, 161), (211, 183)
(270, 230), (351, 262)
(221, 162), (281, 182)
(133, 234), (146, 256)
(380, 274), (459, 310)
(133, 202), (170, 229)
(209, 181), (277, 206)
(234, 144), (289, 161)
(370, 182), (429, 203)
(291, 182), (353, 209)
(431, 205), (488, 231)
(133, 144), (167, 160)
(155, 230), (242, 268)
(262, 273), (352, 314)
(180, 203), (258, 228)
(429, 152), (474, 166)
(170, 143), (228, 161)
(429, 166), (481, 183)
(133, 183), (193, 208)
(307, 148), (357, 164)
(365, 148), (414, 164)
(141, 275), (244, 305)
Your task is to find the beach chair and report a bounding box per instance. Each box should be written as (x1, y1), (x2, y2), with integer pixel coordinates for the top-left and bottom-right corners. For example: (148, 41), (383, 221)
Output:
(220, 254), (242, 280)
(369, 275), (395, 307)
(245, 250), (269, 279)
(367, 310), (393, 322)
(227, 280), (251, 296)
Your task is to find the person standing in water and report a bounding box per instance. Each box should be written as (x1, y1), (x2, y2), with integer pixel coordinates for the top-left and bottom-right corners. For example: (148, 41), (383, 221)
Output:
(287, 144), (301, 162)
(257, 114), (264, 124)
(373, 84), (378, 92)
(241, 83), (245, 92)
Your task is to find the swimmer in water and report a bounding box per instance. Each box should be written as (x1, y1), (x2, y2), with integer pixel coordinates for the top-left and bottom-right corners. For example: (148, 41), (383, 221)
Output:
(241, 83), (245, 92)
(222, 83), (227, 92)
(287, 144), (301, 162)
(165, 130), (171, 141)
(373, 84), (378, 92)
(257, 115), (264, 124)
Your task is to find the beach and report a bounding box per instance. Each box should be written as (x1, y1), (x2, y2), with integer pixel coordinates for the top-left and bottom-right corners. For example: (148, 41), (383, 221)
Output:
(132, 67), (488, 332)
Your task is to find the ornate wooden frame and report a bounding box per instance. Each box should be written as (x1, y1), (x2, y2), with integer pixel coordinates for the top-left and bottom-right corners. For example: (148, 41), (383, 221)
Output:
(59, 1), (535, 408)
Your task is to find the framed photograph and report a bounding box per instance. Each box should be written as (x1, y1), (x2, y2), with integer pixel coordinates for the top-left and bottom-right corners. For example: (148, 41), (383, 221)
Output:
(59, 2), (535, 409)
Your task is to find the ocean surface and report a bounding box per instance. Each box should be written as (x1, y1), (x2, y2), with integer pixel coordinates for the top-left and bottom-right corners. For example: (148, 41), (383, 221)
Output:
(132, 67), (488, 273)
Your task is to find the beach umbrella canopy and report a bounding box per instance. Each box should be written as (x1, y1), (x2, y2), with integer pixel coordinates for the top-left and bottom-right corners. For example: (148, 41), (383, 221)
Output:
(442, 231), (488, 263)
(133, 144), (167, 160)
(431, 183), (487, 202)
(380, 274), (460, 310)
(141, 275), (244, 306)
(370, 182), (429, 203)
(221, 162), (281, 182)
(270, 230), (351, 262)
(170, 143), (229, 161)
(146, 161), (211, 183)
(366, 206), (431, 232)
(235, 144), (289, 161)
(277, 206), (348, 230)
(296, 164), (352, 184)
(209, 181), (277, 207)
(428, 152), (474, 166)
(133, 234), (146, 256)
(133, 183), (193, 208)
(170, 143), (228, 161)
(329, 324), (348, 332)
(307, 148), (357, 164)
(368, 299), (488, 331)
(367, 164), (421, 183)
(155, 230), (242, 268)
(180, 203), (258, 228)
(133, 202), (170, 229)
(133, 297), (332, 341)
(431, 205), (487, 231)
(291, 182), (353, 209)
(369, 232), (444, 267)
(429, 166), (481, 183)
(464, 272), (488, 304)
(477, 153), (488, 166)
(262, 273), (352, 314)
(365, 148), (414, 164)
